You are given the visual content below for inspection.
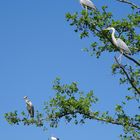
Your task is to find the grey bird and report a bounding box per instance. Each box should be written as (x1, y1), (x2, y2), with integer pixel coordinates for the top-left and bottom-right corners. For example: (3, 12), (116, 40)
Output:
(80, 0), (96, 11)
(24, 96), (34, 118)
(104, 27), (131, 62)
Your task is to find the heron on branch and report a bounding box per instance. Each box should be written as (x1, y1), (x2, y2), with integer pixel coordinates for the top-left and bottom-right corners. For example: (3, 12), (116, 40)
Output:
(80, 0), (96, 12)
(104, 27), (131, 62)
(24, 96), (34, 118)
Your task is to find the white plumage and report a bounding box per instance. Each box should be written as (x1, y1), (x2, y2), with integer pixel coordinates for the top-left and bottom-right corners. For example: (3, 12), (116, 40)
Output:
(80, 0), (96, 11)
(24, 96), (34, 118)
(104, 27), (131, 62)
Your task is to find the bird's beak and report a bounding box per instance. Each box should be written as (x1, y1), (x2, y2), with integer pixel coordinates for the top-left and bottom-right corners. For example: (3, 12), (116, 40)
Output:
(103, 28), (109, 31)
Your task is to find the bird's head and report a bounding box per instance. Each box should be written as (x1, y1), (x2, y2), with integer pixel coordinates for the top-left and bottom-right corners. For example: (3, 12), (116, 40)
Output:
(24, 96), (28, 99)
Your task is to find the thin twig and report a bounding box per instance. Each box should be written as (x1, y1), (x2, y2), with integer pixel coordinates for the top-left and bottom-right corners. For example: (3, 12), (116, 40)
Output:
(123, 54), (140, 66)
(116, 0), (140, 9)
(114, 56), (140, 95)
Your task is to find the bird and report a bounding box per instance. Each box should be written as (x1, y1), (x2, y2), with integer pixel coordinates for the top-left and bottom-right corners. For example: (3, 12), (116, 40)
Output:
(50, 136), (59, 140)
(104, 27), (131, 62)
(80, 0), (96, 12)
(23, 96), (34, 118)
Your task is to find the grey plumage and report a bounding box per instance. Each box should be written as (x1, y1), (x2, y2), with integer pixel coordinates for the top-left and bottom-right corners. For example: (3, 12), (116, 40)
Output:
(104, 27), (131, 54)
(104, 27), (131, 62)
(80, 0), (96, 10)
(24, 96), (34, 118)
(116, 38), (131, 54)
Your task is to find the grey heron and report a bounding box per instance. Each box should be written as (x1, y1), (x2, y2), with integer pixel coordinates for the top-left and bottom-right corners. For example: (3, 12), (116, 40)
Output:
(24, 96), (34, 118)
(80, 0), (96, 12)
(104, 27), (131, 62)
(50, 136), (59, 140)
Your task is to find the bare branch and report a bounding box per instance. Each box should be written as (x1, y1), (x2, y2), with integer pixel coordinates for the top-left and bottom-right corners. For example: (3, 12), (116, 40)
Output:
(114, 56), (140, 95)
(116, 0), (140, 9)
(123, 54), (140, 66)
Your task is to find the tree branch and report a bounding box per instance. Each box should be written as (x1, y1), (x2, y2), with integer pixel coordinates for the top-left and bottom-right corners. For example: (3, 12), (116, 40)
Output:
(114, 56), (140, 95)
(56, 110), (140, 130)
(123, 54), (140, 66)
(116, 0), (140, 9)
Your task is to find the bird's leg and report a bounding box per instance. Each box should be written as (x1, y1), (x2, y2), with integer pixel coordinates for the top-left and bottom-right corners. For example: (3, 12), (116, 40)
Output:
(117, 54), (122, 63)
(117, 53), (122, 63)
(27, 113), (29, 119)
(117, 50), (123, 63)
(85, 6), (87, 15)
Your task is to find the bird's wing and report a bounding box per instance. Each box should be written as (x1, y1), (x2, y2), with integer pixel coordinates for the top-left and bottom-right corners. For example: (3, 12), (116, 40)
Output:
(116, 38), (131, 54)
(26, 101), (34, 118)
(80, 0), (96, 10)
(30, 105), (34, 118)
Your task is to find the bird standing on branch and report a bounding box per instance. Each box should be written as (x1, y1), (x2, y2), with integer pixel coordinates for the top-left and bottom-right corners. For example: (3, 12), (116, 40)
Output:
(104, 27), (131, 62)
(24, 96), (34, 118)
(80, 0), (96, 12)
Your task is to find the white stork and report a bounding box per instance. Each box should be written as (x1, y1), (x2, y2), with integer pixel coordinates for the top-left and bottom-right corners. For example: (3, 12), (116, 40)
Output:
(24, 96), (34, 118)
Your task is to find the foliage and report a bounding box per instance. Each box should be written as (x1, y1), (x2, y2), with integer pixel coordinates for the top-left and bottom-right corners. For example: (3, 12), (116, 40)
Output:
(5, 2), (140, 140)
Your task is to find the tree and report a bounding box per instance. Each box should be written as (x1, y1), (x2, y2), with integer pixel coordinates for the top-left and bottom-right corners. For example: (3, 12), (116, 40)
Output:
(5, 0), (140, 139)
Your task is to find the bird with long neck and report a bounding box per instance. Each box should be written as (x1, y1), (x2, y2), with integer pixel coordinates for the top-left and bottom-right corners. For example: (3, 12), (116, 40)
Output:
(109, 27), (117, 46)
(24, 96), (34, 118)
(104, 27), (131, 62)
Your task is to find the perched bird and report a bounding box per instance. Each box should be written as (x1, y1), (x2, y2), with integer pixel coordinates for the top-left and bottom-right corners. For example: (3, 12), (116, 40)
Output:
(80, 0), (96, 11)
(24, 96), (34, 118)
(50, 136), (59, 140)
(104, 27), (131, 62)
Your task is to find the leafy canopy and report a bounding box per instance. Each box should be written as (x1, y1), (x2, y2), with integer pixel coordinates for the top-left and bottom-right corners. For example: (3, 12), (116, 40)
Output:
(5, 1), (140, 140)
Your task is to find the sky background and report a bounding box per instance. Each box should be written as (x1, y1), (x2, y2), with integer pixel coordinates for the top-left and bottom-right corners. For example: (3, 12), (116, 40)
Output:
(0, 0), (140, 140)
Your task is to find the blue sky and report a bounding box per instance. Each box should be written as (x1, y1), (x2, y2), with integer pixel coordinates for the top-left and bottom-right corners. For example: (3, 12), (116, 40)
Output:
(0, 0), (139, 140)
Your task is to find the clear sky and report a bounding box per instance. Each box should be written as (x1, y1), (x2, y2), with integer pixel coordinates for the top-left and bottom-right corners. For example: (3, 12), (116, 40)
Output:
(0, 0), (139, 140)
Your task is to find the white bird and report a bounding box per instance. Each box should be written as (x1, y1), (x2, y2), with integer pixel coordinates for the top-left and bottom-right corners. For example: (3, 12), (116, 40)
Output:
(80, 0), (96, 12)
(104, 27), (131, 62)
(50, 136), (59, 140)
(24, 96), (34, 118)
